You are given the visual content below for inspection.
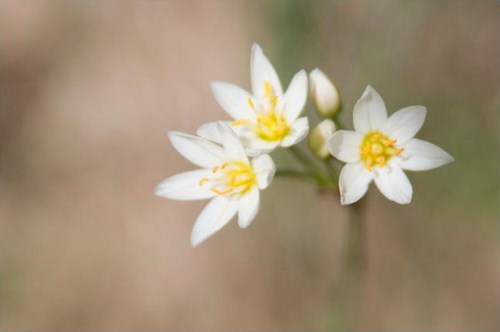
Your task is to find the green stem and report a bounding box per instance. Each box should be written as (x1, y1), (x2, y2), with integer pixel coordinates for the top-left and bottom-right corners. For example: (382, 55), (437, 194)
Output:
(332, 108), (344, 130)
(275, 169), (315, 181)
(326, 200), (366, 331)
(322, 159), (339, 187)
(288, 146), (330, 185)
(346, 201), (365, 272)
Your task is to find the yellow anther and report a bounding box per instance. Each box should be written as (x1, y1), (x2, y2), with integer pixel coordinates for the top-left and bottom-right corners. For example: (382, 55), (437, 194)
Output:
(211, 187), (233, 195)
(384, 139), (397, 147)
(198, 178), (208, 186)
(231, 119), (250, 126)
(272, 96), (279, 108)
(375, 156), (386, 166)
(211, 166), (219, 173)
(263, 81), (273, 101)
(247, 98), (255, 110)
(361, 143), (370, 155)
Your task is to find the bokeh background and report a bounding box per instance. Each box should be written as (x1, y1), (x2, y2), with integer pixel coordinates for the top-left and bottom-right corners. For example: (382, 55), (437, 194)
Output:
(1, 1), (499, 330)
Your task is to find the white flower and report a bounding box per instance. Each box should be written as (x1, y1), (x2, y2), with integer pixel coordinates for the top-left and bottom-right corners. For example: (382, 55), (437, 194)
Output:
(198, 43), (309, 156)
(328, 86), (454, 205)
(309, 68), (341, 118)
(309, 119), (336, 159)
(155, 122), (276, 247)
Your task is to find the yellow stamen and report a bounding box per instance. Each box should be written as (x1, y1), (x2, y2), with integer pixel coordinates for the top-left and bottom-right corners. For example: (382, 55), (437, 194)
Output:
(272, 95), (279, 108)
(360, 131), (404, 170)
(247, 98), (255, 110)
(384, 139), (397, 147)
(211, 188), (233, 195)
(198, 178), (208, 186)
(237, 80), (291, 142)
(231, 119), (250, 126)
(199, 161), (257, 197)
(263, 81), (273, 101)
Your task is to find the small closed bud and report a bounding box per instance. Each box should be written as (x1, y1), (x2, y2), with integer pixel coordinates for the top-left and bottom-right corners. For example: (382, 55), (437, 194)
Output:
(308, 119), (336, 159)
(309, 68), (341, 118)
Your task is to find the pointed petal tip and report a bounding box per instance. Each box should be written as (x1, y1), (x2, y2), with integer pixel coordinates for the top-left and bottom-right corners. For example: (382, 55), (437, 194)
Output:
(297, 68), (307, 76)
(443, 150), (455, 164)
(167, 130), (193, 145)
(190, 224), (209, 248)
(209, 80), (223, 90)
(362, 85), (375, 96)
(310, 67), (321, 75)
(167, 130), (183, 145)
(154, 186), (163, 197)
(167, 130), (180, 140)
(190, 236), (202, 248)
(251, 42), (262, 52)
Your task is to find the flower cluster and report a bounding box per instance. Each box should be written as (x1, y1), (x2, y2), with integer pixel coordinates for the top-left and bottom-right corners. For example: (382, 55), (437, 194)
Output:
(156, 43), (454, 246)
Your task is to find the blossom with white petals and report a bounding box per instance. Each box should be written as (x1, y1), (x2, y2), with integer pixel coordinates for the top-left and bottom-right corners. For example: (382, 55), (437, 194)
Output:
(198, 43), (309, 156)
(155, 122), (276, 247)
(328, 86), (454, 205)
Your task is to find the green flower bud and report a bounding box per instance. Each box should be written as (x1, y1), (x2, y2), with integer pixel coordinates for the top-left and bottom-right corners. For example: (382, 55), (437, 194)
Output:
(308, 119), (336, 159)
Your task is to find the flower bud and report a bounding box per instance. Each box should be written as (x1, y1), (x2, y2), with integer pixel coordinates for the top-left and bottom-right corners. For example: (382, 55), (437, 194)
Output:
(309, 68), (341, 118)
(308, 119), (336, 159)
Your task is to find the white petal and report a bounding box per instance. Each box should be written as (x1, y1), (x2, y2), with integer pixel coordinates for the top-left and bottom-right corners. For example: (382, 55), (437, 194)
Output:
(168, 131), (225, 168)
(197, 121), (223, 143)
(353, 85), (388, 133)
(190, 196), (238, 247)
(210, 82), (255, 121)
(280, 117), (309, 147)
(251, 154), (276, 189)
(217, 122), (248, 162)
(197, 121), (248, 145)
(250, 43), (283, 98)
(155, 169), (216, 201)
(245, 138), (280, 157)
(382, 106), (426, 144)
(373, 163), (413, 204)
(238, 188), (260, 228)
(328, 130), (363, 163)
(398, 138), (454, 171)
(339, 162), (373, 205)
(282, 70), (308, 122)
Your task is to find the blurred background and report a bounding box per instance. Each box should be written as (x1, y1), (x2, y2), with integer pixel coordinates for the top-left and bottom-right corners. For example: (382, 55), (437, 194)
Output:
(1, 1), (498, 330)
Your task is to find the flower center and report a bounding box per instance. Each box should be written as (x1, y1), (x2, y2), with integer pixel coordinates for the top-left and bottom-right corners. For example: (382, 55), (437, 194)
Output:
(198, 161), (256, 196)
(360, 131), (404, 170)
(231, 81), (290, 142)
